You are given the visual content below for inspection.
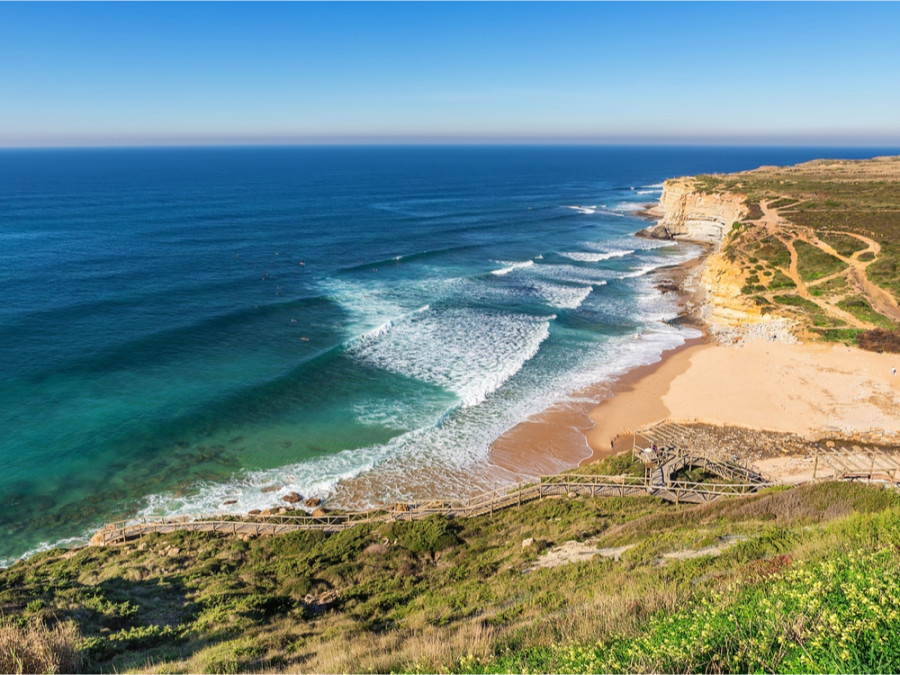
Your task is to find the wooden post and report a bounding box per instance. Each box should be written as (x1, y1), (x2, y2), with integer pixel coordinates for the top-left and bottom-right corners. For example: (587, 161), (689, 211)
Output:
(813, 446), (819, 480)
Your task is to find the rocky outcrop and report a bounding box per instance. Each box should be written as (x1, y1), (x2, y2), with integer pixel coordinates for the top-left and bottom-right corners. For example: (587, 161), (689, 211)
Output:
(638, 178), (747, 246)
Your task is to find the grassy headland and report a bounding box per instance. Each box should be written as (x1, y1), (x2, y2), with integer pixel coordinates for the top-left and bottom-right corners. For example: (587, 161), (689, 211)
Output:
(694, 156), (900, 345)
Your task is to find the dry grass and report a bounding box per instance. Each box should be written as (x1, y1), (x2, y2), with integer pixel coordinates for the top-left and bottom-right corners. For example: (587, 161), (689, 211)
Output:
(0, 620), (82, 674)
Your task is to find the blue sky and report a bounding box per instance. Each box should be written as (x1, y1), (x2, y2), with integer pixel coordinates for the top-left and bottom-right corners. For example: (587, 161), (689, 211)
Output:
(2, 2), (899, 147)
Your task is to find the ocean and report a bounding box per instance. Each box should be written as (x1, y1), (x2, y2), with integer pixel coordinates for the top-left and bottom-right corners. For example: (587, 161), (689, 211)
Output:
(0, 145), (893, 565)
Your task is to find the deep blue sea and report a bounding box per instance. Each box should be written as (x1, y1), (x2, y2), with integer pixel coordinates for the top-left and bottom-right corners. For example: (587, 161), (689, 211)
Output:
(1, 145), (895, 564)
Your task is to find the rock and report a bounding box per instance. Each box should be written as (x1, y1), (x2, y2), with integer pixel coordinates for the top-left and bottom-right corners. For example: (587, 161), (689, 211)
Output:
(522, 537), (535, 549)
(312, 507), (328, 517)
(567, 491), (577, 499)
(223, 499), (237, 506)
(137, 543), (147, 551)
(304, 497), (321, 508)
(262, 507), (279, 515)
(393, 503), (409, 512)
(260, 485), (281, 494)
(166, 547), (180, 557)
(248, 509), (261, 515)
(281, 491), (302, 504)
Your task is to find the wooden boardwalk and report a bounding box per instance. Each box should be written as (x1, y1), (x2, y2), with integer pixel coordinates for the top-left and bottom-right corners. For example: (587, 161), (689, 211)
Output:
(93, 470), (773, 546)
(92, 419), (785, 546)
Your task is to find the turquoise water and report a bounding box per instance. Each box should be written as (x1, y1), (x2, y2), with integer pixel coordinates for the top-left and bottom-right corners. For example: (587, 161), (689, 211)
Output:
(1, 145), (893, 564)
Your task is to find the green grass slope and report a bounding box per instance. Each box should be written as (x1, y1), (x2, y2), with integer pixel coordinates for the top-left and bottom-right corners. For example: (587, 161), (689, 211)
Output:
(3, 476), (900, 673)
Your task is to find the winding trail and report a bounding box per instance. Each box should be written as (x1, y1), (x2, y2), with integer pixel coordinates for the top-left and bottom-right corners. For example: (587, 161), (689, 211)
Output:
(753, 201), (900, 329)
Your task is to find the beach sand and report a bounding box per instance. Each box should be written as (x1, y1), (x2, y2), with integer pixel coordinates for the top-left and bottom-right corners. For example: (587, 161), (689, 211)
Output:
(582, 338), (900, 461)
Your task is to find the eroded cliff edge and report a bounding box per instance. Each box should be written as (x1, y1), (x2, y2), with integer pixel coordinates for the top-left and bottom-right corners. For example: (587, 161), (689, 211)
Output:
(640, 177), (792, 339)
(638, 177), (747, 246)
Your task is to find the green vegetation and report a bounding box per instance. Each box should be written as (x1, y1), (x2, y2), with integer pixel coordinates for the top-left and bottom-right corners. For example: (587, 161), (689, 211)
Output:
(794, 240), (846, 282)
(772, 294), (841, 328)
(818, 232), (869, 257)
(470, 546), (900, 674)
(838, 297), (896, 328)
(744, 200), (764, 220)
(809, 275), (849, 297)
(752, 236), (791, 268)
(814, 327), (866, 344)
(867, 240), (900, 302)
(4, 481), (900, 673)
(768, 197), (800, 209)
(767, 269), (796, 291)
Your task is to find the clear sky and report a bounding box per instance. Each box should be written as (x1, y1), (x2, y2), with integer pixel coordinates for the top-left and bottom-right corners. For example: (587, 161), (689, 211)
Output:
(2, 2), (899, 147)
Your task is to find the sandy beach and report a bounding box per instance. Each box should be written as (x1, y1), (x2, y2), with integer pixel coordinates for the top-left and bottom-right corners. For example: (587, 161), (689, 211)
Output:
(584, 338), (900, 457)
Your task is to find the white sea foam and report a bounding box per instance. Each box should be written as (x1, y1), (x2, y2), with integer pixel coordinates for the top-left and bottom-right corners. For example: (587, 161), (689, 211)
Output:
(620, 263), (661, 279)
(535, 282), (594, 310)
(134, 442), (396, 521)
(530, 262), (613, 286)
(583, 237), (672, 252)
(56, 238), (707, 536)
(636, 189), (660, 195)
(99, 319), (699, 526)
(350, 307), (552, 409)
(560, 250), (634, 263)
(491, 260), (535, 276)
(352, 304), (431, 344)
(610, 201), (648, 213)
(1, 535), (87, 569)
(563, 205), (597, 215)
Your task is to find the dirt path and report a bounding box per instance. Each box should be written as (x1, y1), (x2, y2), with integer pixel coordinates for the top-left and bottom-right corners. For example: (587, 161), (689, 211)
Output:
(759, 201), (899, 329)
(812, 231), (900, 322)
(776, 230), (869, 329)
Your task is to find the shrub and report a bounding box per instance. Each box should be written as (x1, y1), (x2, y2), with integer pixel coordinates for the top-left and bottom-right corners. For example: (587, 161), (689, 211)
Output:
(858, 328), (900, 353)
(387, 516), (462, 557)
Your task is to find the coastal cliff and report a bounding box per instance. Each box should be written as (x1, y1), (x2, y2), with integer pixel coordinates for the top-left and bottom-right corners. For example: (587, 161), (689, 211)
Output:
(641, 177), (780, 333)
(638, 177), (747, 246)
(643, 157), (900, 340)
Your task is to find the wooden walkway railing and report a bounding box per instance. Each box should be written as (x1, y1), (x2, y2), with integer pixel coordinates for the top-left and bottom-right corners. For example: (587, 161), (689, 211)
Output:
(92, 473), (774, 546)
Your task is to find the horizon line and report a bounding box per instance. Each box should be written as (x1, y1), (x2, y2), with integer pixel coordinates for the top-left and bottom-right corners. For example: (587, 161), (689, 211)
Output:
(4, 139), (900, 151)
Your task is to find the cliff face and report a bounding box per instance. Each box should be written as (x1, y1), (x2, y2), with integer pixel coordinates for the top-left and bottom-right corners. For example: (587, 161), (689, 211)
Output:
(639, 178), (747, 246)
(643, 178), (791, 335)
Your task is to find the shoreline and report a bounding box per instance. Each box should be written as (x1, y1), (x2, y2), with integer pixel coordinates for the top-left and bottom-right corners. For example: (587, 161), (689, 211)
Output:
(325, 242), (712, 507)
(486, 245), (711, 477)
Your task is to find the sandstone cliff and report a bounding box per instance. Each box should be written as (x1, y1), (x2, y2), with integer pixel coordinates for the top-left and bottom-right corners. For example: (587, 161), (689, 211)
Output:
(642, 177), (794, 337)
(639, 178), (747, 246)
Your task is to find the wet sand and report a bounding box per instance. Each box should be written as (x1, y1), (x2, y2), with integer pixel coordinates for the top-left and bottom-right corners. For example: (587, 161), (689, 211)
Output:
(488, 337), (707, 476)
